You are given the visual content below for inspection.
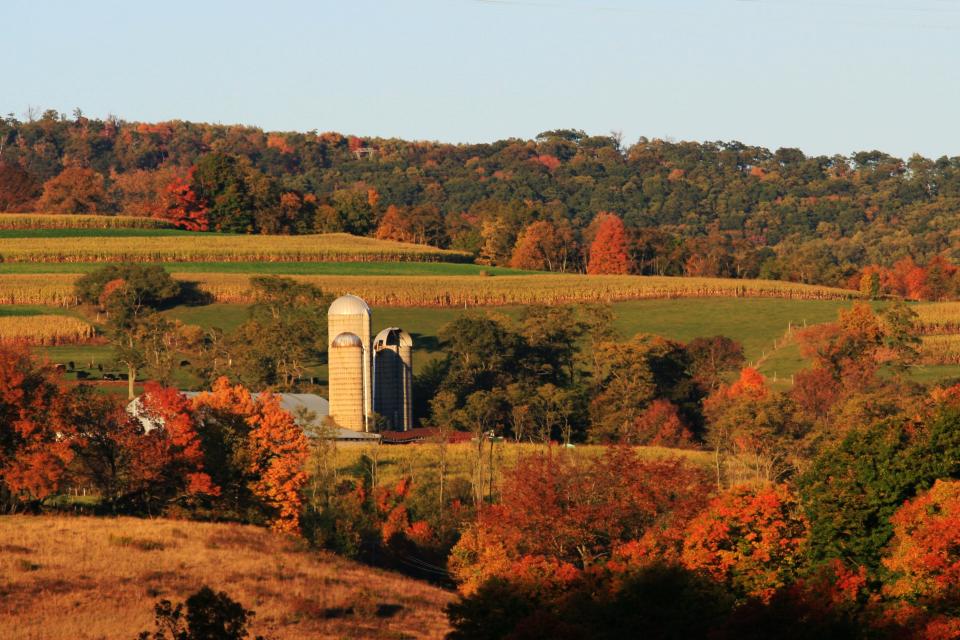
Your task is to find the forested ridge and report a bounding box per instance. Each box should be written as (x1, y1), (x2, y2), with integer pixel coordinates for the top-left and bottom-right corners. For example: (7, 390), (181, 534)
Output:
(1, 109), (959, 292)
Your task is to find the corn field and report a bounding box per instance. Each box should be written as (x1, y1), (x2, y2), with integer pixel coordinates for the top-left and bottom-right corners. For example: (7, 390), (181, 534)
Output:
(921, 335), (960, 365)
(0, 233), (471, 263)
(0, 315), (96, 346)
(916, 302), (960, 335)
(0, 213), (174, 230)
(0, 272), (859, 307)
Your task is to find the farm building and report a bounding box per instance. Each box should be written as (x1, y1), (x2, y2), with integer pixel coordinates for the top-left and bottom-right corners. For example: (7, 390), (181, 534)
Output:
(127, 392), (381, 443)
(128, 294), (412, 440)
(328, 295), (414, 433)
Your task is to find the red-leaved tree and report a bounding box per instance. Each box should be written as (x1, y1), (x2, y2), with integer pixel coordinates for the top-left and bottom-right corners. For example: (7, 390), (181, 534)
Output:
(448, 447), (710, 595)
(587, 212), (630, 274)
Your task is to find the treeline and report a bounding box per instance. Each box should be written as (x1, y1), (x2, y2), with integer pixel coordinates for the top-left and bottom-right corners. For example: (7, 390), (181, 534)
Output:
(3, 110), (960, 289)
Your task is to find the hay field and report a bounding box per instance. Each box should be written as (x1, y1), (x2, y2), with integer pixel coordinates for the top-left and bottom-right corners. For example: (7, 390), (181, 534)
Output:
(0, 233), (471, 263)
(0, 516), (453, 640)
(0, 272), (859, 307)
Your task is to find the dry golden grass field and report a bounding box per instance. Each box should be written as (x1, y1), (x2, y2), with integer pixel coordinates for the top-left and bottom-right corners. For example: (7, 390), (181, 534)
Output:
(0, 272), (859, 307)
(331, 441), (714, 490)
(0, 516), (453, 640)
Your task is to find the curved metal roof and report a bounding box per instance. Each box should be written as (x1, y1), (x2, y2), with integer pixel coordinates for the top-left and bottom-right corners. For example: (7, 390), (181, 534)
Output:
(331, 331), (363, 348)
(328, 294), (371, 316)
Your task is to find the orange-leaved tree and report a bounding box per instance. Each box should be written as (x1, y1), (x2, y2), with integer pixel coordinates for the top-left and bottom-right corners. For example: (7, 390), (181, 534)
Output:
(509, 219), (579, 272)
(883, 479), (960, 606)
(0, 345), (75, 510)
(448, 447), (710, 595)
(375, 204), (415, 243)
(36, 165), (107, 213)
(191, 378), (308, 532)
(682, 483), (808, 602)
(587, 212), (630, 275)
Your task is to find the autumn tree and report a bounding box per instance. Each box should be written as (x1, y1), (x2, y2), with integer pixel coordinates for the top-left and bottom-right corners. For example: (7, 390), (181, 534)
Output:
(587, 212), (630, 275)
(509, 220), (579, 272)
(374, 204), (414, 242)
(796, 303), (885, 391)
(448, 448), (710, 595)
(704, 368), (808, 485)
(109, 165), (182, 218)
(161, 167), (210, 231)
(74, 383), (217, 512)
(630, 399), (694, 447)
(191, 378), (309, 532)
(687, 335), (746, 391)
(75, 264), (182, 398)
(883, 479), (960, 608)
(0, 345), (74, 511)
(36, 165), (107, 213)
(682, 484), (808, 602)
(588, 334), (700, 444)
(0, 162), (39, 211)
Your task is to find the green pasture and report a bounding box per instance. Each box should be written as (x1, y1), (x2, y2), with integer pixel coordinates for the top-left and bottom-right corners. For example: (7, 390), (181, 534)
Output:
(0, 304), (77, 317)
(13, 296), (949, 390)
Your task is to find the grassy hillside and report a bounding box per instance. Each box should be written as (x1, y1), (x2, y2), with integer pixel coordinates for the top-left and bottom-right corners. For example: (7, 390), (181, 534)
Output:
(12, 298), (859, 390)
(0, 516), (453, 640)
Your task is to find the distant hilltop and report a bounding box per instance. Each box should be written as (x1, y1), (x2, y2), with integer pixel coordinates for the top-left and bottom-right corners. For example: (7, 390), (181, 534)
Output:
(2, 113), (959, 292)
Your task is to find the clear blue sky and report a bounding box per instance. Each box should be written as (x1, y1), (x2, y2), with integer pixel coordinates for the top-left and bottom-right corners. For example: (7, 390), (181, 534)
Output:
(4, 0), (959, 159)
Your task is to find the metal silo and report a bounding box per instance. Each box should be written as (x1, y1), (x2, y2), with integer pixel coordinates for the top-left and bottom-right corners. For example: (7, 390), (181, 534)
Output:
(373, 327), (413, 432)
(328, 295), (372, 430)
(328, 331), (365, 431)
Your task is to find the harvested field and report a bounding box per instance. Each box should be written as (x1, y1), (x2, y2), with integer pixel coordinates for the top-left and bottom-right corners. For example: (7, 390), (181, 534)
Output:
(0, 273), (860, 307)
(0, 516), (453, 640)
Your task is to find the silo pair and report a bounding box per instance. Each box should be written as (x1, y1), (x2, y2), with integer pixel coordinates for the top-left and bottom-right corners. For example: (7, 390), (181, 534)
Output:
(328, 295), (413, 432)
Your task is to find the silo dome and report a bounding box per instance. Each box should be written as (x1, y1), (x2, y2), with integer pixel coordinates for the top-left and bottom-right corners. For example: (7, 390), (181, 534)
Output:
(374, 327), (413, 348)
(329, 294), (371, 316)
(331, 331), (363, 348)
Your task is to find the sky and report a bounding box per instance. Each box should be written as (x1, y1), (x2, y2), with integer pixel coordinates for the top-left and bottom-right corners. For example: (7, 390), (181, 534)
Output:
(3, 0), (959, 159)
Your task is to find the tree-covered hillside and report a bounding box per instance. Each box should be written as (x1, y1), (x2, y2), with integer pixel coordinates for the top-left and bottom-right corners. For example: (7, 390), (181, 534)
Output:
(2, 110), (959, 291)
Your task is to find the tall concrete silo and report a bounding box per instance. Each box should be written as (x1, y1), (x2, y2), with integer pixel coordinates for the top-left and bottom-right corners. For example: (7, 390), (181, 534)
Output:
(373, 327), (413, 432)
(328, 332), (365, 431)
(328, 295), (372, 430)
